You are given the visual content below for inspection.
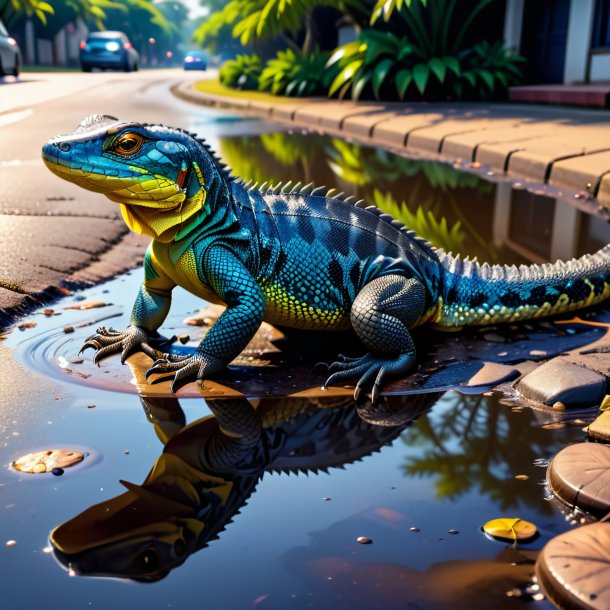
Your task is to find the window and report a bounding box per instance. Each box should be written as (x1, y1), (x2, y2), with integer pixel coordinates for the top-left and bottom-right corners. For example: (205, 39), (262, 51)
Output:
(592, 0), (610, 49)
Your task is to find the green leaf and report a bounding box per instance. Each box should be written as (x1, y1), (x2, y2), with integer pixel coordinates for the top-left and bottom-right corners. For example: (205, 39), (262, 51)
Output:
(397, 43), (414, 62)
(462, 71), (476, 87)
(444, 56), (461, 76)
(373, 58), (394, 99)
(479, 69), (494, 90)
(328, 60), (363, 97)
(413, 63), (430, 95)
(428, 58), (446, 83)
(352, 74), (371, 100)
(495, 71), (507, 88)
(327, 42), (363, 66)
(395, 69), (413, 99)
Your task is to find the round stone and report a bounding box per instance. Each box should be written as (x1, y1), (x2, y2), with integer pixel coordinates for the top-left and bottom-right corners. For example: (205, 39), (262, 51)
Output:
(547, 443), (610, 517)
(536, 523), (610, 610)
(12, 449), (84, 474)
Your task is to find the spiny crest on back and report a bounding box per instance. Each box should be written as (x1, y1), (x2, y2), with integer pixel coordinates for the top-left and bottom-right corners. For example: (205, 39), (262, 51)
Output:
(235, 179), (437, 252)
(436, 245), (610, 281)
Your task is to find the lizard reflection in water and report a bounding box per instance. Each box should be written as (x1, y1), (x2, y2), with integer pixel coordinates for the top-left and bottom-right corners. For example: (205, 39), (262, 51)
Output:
(50, 394), (438, 581)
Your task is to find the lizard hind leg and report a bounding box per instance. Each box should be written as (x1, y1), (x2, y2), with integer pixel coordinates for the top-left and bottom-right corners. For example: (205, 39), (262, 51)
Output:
(324, 275), (425, 402)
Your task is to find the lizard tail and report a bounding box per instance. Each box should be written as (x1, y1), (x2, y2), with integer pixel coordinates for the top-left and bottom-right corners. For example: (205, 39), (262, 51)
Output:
(435, 244), (610, 327)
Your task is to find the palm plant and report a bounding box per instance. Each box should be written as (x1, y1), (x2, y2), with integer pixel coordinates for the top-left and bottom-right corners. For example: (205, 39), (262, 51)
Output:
(219, 53), (263, 89)
(259, 49), (337, 96)
(328, 0), (524, 100)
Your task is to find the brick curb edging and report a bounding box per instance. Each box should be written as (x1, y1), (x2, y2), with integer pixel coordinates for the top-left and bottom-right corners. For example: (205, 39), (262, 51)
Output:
(172, 81), (610, 207)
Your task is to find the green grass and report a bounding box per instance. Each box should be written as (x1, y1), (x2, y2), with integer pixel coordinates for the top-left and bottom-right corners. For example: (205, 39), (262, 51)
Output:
(193, 78), (298, 104)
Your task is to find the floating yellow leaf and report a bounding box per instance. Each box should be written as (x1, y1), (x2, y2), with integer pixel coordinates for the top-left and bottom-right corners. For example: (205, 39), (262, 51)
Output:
(483, 518), (537, 541)
(514, 474), (529, 481)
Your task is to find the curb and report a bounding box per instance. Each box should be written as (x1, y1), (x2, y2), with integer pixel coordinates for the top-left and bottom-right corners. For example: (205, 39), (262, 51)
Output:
(172, 80), (610, 206)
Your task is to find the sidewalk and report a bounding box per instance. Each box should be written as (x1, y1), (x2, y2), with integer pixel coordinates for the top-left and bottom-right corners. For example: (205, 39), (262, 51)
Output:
(174, 81), (610, 205)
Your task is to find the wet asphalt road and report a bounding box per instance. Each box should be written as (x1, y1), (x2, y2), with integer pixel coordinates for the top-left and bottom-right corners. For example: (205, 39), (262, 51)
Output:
(0, 68), (217, 327)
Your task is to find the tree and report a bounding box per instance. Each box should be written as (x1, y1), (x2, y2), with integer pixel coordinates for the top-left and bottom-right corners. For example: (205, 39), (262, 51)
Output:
(194, 0), (365, 55)
(0, 0), (54, 27)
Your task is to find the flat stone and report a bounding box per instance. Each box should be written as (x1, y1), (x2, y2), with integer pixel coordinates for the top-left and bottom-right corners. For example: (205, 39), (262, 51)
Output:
(536, 523), (610, 610)
(515, 361), (607, 407)
(587, 410), (610, 442)
(547, 443), (610, 516)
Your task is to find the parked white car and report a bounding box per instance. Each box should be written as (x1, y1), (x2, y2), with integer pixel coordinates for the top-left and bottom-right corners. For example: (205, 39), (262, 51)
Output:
(0, 17), (21, 77)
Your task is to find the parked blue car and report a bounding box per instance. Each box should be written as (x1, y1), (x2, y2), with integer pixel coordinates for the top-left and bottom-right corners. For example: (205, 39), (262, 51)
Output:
(80, 31), (139, 72)
(0, 17), (21, 77)
(184, 51), (207, 71)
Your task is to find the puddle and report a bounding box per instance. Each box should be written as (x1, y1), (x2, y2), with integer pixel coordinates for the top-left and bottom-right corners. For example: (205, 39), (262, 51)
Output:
(2, 120), (609, 609)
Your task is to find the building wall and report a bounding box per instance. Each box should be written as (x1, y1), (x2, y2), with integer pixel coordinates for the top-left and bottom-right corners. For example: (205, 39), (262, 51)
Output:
(563, 0), (595, 83)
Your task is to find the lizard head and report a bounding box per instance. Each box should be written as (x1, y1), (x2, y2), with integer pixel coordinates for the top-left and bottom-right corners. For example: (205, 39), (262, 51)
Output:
(42, 115), (227, 241)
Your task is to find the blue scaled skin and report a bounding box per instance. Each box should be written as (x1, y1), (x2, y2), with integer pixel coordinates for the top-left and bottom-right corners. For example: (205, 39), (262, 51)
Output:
(42, 115), (610, 399)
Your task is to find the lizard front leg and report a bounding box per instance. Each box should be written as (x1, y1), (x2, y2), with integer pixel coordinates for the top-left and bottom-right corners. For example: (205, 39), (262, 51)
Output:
(145, 245), (266, 393)
(81, 247), (175, 364)
(324, 274), (425, 402)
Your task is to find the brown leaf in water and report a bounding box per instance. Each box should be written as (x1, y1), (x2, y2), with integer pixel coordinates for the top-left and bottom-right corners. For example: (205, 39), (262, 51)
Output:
(64, 300), (109, 310)
(17, 321), (37, 329)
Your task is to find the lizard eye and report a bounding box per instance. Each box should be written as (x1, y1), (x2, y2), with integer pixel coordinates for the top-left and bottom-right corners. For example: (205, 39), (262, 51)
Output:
(112, 132), (144, 156)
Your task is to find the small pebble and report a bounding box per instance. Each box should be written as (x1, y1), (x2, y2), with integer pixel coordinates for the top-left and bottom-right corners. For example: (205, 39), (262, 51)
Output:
(51, 468), (64, 476)
(6, 540), (16, 547)
(86, 404), (96, 409)
(529, 350), (547, 357)
(409, 527), (420, 532)
(497, 351), (508, 357)
(63, 325), (75, 334)
(552, 401), (566, 411)
(448, 529), (459, 535)
(323, 497), (331, 501)
(124, 450), (130, 455)
(356, 536), (372, 544)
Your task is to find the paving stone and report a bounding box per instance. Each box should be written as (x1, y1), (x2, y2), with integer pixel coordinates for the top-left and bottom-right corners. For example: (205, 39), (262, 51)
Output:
(547, 442), (610, 516)
(246, 99), (273, 115)
(293, 101), (361, 128)
(406, 119), (494, 154)
(549, 150), (610, 193)
(536, 523), (610, 610)
(270, 101), (318, 122)
(372, 113), (445, 148)
(441, 123), (545, 161)
(342, 110), (403, 139)
(515, 361), (607, 407)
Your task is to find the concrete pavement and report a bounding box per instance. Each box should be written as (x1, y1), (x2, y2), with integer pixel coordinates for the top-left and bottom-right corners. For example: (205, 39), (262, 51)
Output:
(0, 69), (202, 329)
(174, 81), (610, 204)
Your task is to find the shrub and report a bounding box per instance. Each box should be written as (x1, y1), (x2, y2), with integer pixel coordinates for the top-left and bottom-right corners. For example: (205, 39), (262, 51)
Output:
(259, 49), (338, 96)
(219, 54), (263, 90)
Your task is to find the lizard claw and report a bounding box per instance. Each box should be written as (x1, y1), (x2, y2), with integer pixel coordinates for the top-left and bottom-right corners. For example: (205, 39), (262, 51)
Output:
(80, 325), (151, 365)
(144, 353), (225, 392)
(324, 353), (414, 402)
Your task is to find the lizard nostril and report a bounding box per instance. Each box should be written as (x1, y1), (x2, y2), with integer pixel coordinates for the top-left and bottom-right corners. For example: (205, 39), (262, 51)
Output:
(57, 142), (71, 152)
